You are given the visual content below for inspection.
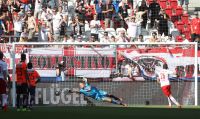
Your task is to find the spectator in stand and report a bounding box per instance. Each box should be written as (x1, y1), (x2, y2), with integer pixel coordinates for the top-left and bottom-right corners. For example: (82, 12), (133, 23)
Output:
(76, 35), (83, 42)
(75, 1), (86, 22)
(118, 1), (130, 28)
(137, 0), (148, 29)
(157, 9), (169, 36)
(182, 24), (191, 40)
(125, 16), (138, 41)
(100, 31), (111, 43)
(27, 10), (37, 42)
(149, 32), (159, 42)
(136, 34), (144, 43)
(5, 15), (14, 36)
(58, 6), (67, 18)
(0, 0), (7, 20)
(85, 0), (96, 14)
(112, 0), (120, 14)
(0, 18), (6, 36)
(116, 29), (130, 48)
(63, 34), (75, 43)
(18, 6), (26, 18)
(40, 6), (48, 22)
(39, 22), (52, 42)
(194, 36), (200, 50)
(41, 5), (53, 23)
(34, 0), (42, 19)
(20, 0), (32, 12)
(13, 14), (24, 42)
(85, 6), (94, 23)
(117, 29), (130, 42)
(6, 0), (13, 15)
(88, 35), (96, 42)
(179, 0), (189, 12)
(168, 18), (175, 34)
(191, 13), (200, 41)
(94, 0), (104, 20)
(182, 34), (190, 42)
(52, 7), (62, 42)
(148, 0), (160, 28)
(165, 34), (175, 43)
(110, 35), (117, 42)
(110, 0), (120, 29)
(58, 0), (68, 15)
(59, 15), (67, 36)
(90, 14), (101, 40)
(102, 0), (114, 28)
(72, 15), (84, 36)
(11, 0), (21, 13)
(48, 0), (57, 9)
(19, 27), (28, 42)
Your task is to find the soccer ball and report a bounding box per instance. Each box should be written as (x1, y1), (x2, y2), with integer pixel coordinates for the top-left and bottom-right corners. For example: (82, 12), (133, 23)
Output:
(55, 91), (61, 96)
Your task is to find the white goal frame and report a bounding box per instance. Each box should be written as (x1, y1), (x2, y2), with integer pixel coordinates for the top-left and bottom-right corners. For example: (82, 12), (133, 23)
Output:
(11, 42), (199, 107)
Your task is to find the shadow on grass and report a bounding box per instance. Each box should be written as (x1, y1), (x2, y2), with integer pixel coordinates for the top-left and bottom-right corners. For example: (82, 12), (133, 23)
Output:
(0, 106), (200, 119)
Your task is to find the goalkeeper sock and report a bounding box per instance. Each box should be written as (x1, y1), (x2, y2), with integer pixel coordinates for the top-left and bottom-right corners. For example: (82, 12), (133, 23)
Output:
(107, 95), (121, 101)
(111, 99), (122, 105)
(169, 95), (180, 106)
(167, 97), (172, 106)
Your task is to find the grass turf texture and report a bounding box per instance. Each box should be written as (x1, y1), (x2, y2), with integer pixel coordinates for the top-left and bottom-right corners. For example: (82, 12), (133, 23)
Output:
(1, 106), (200, 119)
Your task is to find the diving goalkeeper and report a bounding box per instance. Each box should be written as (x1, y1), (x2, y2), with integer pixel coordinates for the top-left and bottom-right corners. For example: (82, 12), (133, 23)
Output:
(56, 78), (127, 107)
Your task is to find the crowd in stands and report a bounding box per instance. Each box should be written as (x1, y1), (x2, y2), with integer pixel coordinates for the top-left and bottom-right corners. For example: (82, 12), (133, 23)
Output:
(0, 0), (199, 45)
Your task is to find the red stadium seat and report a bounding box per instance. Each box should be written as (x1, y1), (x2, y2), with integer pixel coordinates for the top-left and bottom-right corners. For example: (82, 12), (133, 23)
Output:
(176, 35), (183, 42)
(171, 8), (177, 17)
(159, 0), (167, 8)
(165, 6), (172, 17)
(147, 0), (154, 4)
(170, 0), (178, 9)
(181, 14), (189, 24)
(175, 20), (184, 32)
(166, 1), (171, 7)
(176, 6), (183, 16)
(20, 0), (29, 4)
(100, 20), (105, 29)
(182, 24), (191, 40)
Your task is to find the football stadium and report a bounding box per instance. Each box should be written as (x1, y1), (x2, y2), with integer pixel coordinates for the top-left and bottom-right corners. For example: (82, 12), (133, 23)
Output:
(0, 0), (200, 119)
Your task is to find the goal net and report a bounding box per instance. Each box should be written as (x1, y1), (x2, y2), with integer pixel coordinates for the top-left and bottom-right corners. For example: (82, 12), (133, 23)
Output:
(6, 42), (198, 107)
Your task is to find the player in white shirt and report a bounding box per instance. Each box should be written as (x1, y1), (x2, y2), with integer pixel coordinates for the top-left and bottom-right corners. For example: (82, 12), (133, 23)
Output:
(0, 51), (8, 111)
(156, 64), (181, 108)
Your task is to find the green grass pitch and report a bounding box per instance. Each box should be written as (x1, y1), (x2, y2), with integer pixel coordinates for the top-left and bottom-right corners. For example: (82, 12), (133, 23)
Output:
(1, 106), (200, 119)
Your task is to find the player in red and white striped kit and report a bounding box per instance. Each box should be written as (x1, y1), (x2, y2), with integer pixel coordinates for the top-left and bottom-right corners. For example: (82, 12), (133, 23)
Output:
(156, 64), (181, 108)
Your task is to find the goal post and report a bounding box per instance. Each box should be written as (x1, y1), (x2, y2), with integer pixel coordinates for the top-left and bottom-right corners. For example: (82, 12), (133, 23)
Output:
(195, 42), (198, 106)
(9, 42), (198, 107)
